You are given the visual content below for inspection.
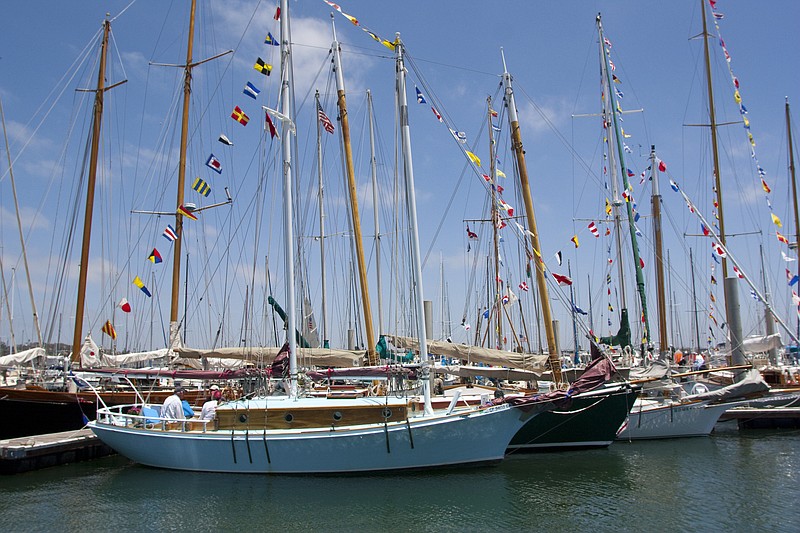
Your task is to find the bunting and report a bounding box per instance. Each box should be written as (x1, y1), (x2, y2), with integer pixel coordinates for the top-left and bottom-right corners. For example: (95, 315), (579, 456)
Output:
(101, 320), (117, 340)
(133, 276), (152, 297)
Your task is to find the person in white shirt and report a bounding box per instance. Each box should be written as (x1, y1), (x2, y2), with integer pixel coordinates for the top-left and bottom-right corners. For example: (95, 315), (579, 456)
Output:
(200, 389), (222, 421)
(161, 386), (187, 420)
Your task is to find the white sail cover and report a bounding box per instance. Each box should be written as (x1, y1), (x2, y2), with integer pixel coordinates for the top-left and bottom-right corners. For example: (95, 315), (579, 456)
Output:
(742, 333), (782, 354)
(174, 346), (364, 368)
(0, 346), (46, 366)
(387, 335), (549, 372)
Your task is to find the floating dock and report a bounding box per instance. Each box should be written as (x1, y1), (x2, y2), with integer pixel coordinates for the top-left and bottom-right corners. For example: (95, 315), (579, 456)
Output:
(719, 407), (800, 429)
(0, 428), (115, 474)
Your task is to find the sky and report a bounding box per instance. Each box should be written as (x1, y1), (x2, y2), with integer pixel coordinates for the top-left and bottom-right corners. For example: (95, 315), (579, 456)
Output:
(0, 0), (799, 357)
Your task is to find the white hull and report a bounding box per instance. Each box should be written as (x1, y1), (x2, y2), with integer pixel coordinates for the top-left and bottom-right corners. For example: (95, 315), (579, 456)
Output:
(616, 400), (730, 440)
(90, 401), (534, 474)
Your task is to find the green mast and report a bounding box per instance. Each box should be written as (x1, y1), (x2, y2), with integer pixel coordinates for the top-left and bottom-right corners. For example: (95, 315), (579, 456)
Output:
(597, 14), (651, 351)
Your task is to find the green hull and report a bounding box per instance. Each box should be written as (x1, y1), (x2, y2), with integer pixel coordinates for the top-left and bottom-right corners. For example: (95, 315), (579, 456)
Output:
(507, 386), (637, 452)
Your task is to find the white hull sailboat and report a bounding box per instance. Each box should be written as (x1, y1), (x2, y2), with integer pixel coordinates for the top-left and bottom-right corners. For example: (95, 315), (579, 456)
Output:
(616, 399), (730, 440)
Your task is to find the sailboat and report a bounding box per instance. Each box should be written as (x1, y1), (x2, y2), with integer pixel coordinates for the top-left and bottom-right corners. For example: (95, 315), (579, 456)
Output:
(88, 0), (559, 474)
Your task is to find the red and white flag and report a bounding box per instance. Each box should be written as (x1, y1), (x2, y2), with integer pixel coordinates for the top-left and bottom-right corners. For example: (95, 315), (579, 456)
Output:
(588, 221), (599, 238)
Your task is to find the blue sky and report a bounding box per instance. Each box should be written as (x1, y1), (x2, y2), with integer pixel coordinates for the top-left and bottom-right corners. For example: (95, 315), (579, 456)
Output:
(0, 0), (799, 355)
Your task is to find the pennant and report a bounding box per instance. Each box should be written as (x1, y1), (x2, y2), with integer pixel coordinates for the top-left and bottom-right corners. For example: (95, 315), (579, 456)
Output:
(265, 111), (278, 139)
(711, 275), (717, 285)
(749, 289), (760, 302)
(710, 293), (717, 303)
(466, 151), (481, 167)
(264, 32), (279, 46)
(431, 106), (443, 122)
(490, 108), (498, 118)
(118, 298), (131, 313)
(206, 154), (222, 174)
(701, 224), (710, 236)
(231, 106), (250, 126)
(218, 134), (233, 146)
(178, 205), (198, 221)
(466, 225), (478, 240)
(572, 304), (588, 316)
(571, 235), (579, 248)
(133, 276), (152, 297)
(732, 265), (744, 279)
(588, 221), (599, 237)
(274, 6), (280, 20)
(254, 57), (272, 75)
(627, 168), (635, 178)
(782, 251), (796, 262)
(518, 281), (529, 292)
(605, 198), (612, 215)
(317, 101), (335, 134)
(101, 320), (117, 340)
(555, 251), (562, 266)
(192, 177), (211, 197)
(789, 275), (799, 287)
(415, 86), (426, 104)
(657, 158), (667, 172)
(449, 128), (467, 143)
(263, 106), (295, 135)
(148, 248), (163, 264)
(496, 169), (506, 178)
(669, 179), (680, 192)
(552, 272), (573, 286)
(612, 74), (621, 83)
(243, 81), (260, 100)
(712, 241), (727, 257)
(639, 257), (645, 269)
(777, 231), (789, 245)
(163, 224), (178, 242)
(761, 179), (771, 194)
(771, 213), (783, 228)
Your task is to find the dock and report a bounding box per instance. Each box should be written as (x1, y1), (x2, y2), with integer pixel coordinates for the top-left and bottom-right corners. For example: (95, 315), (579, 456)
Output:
(0, 428), (115, 474)
(719, 407), (800, 429)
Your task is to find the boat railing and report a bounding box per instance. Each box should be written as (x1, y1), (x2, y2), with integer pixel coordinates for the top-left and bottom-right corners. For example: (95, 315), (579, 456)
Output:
(96, 404), (213, 433)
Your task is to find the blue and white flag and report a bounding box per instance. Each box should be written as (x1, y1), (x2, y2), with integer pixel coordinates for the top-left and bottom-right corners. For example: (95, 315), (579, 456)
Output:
(415, 86), (426, 104)
(243, 81), (260, 99)
(206, 154), (222, 174)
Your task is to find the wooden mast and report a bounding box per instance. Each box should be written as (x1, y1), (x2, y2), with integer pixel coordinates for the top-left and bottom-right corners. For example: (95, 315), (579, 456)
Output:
(701, 0), (728, 282)
(71, 20), (111, 362)
(314, 90), (328, 347)
(787, 98), (799, 340)
(168, 0), (197, 345)
(500, 51), (563, 385)
(650, 146), (669, 358)
(487, 96), (503, 348)
(331, 21), (377, 363)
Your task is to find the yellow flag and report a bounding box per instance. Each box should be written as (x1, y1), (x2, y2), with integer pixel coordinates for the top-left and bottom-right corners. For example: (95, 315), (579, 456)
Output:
(571, 235), (579, 248)
(605, 198), (612, 215)
(496, 169), (506, 178)
(734, 90), (742, 104)
(466, 151), (481, 167)
(771, 213), (783, 227)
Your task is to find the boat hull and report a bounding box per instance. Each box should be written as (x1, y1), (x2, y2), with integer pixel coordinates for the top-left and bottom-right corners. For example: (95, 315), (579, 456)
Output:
(616, 400), (730, 440)
(90, 403), (533, 474)
(507, 386), (637, 451)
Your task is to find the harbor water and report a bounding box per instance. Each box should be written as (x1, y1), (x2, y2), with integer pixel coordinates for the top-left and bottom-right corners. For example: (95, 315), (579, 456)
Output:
(1, 423), (797, 532)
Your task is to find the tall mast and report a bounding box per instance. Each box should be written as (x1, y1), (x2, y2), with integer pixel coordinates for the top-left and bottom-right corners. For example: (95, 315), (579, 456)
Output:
(0, 98), (41, 348)
(690, 248), (701, 351)
(701, 0), (729, 282)
(500, 50), (562, 385)
(396, 35), (433, 413)
(569, 260), (579, 364)
(367, 90), (384, 337)
(71, 20), (111, 362)
(787, 98), (799, 340)
(597, 14), (650, 350)
(331, 20), (377, 363)
(487, 96), (503, 348)
(314, 90), (328, 347)
(168, 0), (197, 346)
(651, 146), (669, 358)
(279, 0), (297, 396)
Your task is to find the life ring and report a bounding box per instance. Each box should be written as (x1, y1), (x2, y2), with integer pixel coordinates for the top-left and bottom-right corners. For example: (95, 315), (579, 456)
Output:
(690, 382), (709, 395)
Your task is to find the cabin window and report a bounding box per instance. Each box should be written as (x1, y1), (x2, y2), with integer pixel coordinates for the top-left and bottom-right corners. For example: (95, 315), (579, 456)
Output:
(332, 411), (343, 421)
(284, 413), (294, 423)
(238, 414), (248, 424)
(382, 408), (392, 419)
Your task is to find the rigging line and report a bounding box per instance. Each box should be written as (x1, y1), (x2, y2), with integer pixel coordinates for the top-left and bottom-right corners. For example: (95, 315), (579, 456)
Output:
(514, 83), (606, 191)
(0, 27), (102, 186)
(109, 0), (136, 22)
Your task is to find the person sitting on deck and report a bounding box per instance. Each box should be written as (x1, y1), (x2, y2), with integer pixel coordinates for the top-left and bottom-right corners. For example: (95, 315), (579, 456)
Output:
(200, 389), (222, 421)
(161, 386), (187, 420)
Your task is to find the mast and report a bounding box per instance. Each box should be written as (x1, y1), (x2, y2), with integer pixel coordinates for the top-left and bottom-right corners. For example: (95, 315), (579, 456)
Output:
(487, 96), (503, 348)
(597, 14), (650, 350)
(701, 0), (729, 282)
(500, 50), (562, 384)
(278, 0), (298, 395)
(568, 260), (579, 364)
(690, 248), (701, 351)
(367, 90), (384, 337)
(787, 98), (799, 341)
(331, 20), (377, 363)
(758, 245), (778, 364)
(651, 146), (669, 358)
(0, 98), (42, 347)
(71, 19), (111, 362)
(314, 91), (328, 347)
(168, 0), (198, 346)
(396, 34), (433, 414)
